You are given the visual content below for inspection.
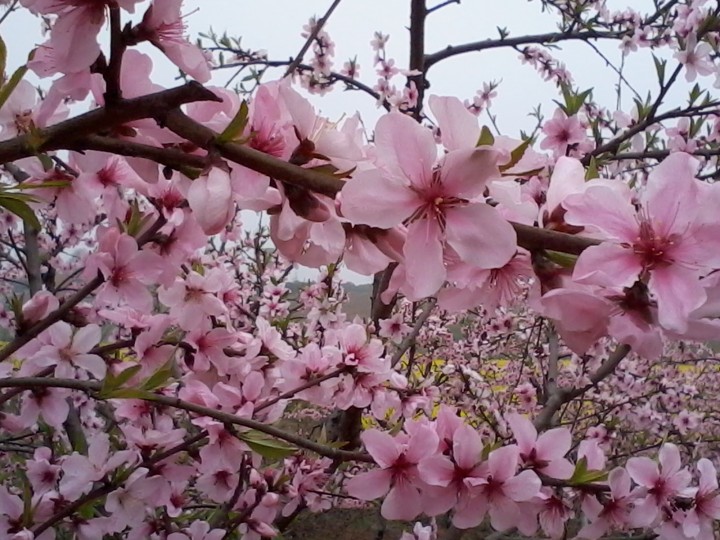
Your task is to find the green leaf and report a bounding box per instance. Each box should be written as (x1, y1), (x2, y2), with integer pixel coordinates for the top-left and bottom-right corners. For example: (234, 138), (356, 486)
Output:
(241, 431), (296, 460)
(101, 365), (142, 396)
(140, 362), (174, 392)
(689, 83), (702, 106)
(0, 196), (40, 230)
(0, 35), (7, 85)
(476, 126), (495, 147)
(15, 180), (71, 190)
(585, 156), (599, 180)
(652, 54), (666, 85)
(499, 138), (531, 172)
(216, 100), (249, 144)
(568, 456), (608, 485)
(100, 387), (150, 400)
(0, 63), (28, 113)
(544, 250), (578, 269)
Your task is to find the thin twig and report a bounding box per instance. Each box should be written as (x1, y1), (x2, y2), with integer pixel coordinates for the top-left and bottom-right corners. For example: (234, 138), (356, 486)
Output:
(284, 0), (342, 78)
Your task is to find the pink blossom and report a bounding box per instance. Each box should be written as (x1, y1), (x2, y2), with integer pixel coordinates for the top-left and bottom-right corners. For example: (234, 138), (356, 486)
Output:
(341, 111), (516, 298)
(345, 426), (439, 520)
(564, 152), (720, 332)
(187, 169), (236, 235)
(626, 443), (691, 527)
(167, 521), (225, 540)
(85, 228), (166, 312)
(578, 468), (635, 539)
(136, 0), (211, 82)
(540, 109), (587, 156)
(418, 424), (487, 523)
(506, 413), (574, 479)
(463, 445), (542, 532)
(158, 271), (227, 330)
(105, 467), (171, 531)
(24, 322), (105, 379)
(674, 33), (715, 82)
(683, 458), (720, 538)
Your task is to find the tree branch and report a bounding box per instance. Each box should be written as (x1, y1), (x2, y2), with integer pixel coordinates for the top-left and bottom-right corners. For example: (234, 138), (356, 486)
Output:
(284, 0), (343, 77)
(0, 82), (220, 165)
(425, 29), (623, 69)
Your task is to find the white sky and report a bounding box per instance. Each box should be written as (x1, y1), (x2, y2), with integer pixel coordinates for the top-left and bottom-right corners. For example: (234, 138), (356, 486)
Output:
(2, 0), (701, 283)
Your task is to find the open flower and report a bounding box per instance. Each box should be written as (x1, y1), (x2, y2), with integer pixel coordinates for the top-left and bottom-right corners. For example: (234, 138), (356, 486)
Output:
(564, 152), (720, 332)
(342, 111), (516, 298)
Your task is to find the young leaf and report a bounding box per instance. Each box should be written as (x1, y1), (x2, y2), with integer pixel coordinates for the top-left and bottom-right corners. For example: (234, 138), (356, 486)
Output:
(100, 364), (142, 396)
(476, 126), (495, 147)
(0, 34), (6, 85)
(241, 431), (296, 460)
(0, 196), (40, 230)
(140, 360), (175, 392)
(585, 156), (599, 180)
(216, 100), (249, 144)
(568, 456), (608, 485)
(499, 138), (531, 172)
(0, 63), (28, 113)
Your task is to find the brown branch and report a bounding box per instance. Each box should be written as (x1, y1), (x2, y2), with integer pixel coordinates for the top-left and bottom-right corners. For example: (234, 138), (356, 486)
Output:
(408, 0), (427, 119)
(425, 29), (623, 69)
(0, 82), (220, 165)
(162, 109), (601, 256)
(161, 108), (342, 197)
(216, 59), (385, 107)
(0, 377), (373, 463)
(390, 299), (435, 367)
(533, 344), (631, 430)
(104, 5), (125, 105)
(284, 0), (343, 78)
(76, 135), (208, 171)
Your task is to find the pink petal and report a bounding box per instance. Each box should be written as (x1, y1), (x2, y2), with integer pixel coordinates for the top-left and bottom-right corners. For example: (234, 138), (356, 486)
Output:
(452, 494), (488, 529)
(506, 413), (537, 454)
(452, 424), (484, 470)
(572, 243), (642, 288)
(340, 169), (419, 228)
(563, 185), (638, 242)
(658, 443), (682, 476)
(404, 218), (446, 299)
(405, 425), (439, 463)
(428, 95), (478, 151)
(187, 169), (235, 235)
(535, 427), (571, 461)
(545, 156), (586, 213)
(650, 265), (705, 333)
(488, 446), (519, 482)
(360, 429), (400, 468)
(643, 152), (700, 236)
(162, 42), (211, 83)
(698, 458), (719, 493)
(375, 112), (436, 189)
(541, 458), (575, 480)
(381, 479), (422, 521)
(440, 146), (500, 199)
(445, 204), (516, 269)
(502, 470), (541, 502)
(625, 457), (657, 488)
(489, 496), (521, 532)
(418, 456), (455, 487)
(72, 324), (101, 353)
(74, 353), (107, 379)
(48, 322), (72, 348)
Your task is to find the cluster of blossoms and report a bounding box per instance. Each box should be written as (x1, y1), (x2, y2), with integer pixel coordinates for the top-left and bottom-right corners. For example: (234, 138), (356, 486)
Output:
(0, 0), (720, 539)
(347, 418), (720, 539)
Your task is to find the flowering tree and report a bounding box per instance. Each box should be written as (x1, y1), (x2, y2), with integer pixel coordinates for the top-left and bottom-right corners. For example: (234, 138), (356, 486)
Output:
(2, 0), (720, 538)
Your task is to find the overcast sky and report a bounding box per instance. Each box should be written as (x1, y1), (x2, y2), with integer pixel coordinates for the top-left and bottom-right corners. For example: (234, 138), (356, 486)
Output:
(3, 0), (697, 283)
